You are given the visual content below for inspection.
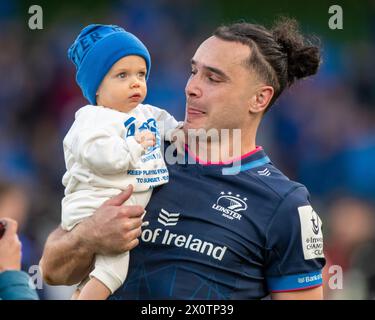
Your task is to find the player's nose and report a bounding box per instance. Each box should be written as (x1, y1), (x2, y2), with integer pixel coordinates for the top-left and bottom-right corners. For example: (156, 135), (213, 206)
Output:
(185, 75), (202, 99)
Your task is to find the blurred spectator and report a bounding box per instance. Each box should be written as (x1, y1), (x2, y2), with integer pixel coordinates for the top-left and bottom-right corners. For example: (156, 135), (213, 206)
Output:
(0, 182), (40, 275)
(0, 218), (39, 300)
(323, 197), (375, 299)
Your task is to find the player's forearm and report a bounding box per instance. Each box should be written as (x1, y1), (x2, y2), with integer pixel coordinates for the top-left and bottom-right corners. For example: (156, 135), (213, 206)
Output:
(39, 225), (94, 286)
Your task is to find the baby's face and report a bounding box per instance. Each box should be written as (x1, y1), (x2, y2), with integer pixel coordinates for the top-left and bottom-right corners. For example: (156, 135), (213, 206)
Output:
(96, 55), (147, 112)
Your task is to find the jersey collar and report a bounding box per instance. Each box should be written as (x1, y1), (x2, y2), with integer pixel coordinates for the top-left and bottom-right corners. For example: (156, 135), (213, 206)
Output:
(184, 144), (271, 174)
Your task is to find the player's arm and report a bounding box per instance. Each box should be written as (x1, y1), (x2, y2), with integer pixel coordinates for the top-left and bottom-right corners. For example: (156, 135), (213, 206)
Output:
(265, 187), (326, 300)
(40, 186), (144, 285)
(39, 225), (93, 285)
(271, 285), (323, 300)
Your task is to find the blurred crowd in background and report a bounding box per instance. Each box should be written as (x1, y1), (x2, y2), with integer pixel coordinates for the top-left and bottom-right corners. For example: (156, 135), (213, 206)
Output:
(0, 0), (374, 299)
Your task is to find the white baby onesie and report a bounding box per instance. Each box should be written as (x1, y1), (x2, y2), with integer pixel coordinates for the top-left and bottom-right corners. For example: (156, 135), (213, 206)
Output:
(61, 103), (181, 293)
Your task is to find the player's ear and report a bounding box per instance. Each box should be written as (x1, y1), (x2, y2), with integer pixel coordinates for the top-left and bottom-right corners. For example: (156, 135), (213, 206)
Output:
(248, 85), (274, 114)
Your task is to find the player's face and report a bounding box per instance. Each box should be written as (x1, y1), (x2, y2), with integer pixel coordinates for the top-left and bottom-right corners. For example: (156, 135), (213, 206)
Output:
(185, 36), (258, 132)
(96, 55), (147, 112)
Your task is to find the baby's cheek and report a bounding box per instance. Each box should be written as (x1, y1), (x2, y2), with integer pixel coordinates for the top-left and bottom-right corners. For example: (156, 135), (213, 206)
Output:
(142, 84), (147, 96)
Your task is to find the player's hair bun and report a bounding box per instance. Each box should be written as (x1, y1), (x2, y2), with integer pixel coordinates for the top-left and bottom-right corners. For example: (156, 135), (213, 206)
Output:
(272, 17), (321, 86)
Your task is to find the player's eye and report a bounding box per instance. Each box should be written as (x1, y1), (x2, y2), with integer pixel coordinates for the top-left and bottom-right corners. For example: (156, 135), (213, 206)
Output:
(207, 74), (221, 83)
(208, 76), (220, 83)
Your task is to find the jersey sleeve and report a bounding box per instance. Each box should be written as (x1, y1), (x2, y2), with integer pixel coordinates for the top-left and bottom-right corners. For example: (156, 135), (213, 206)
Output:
(264, 186), (326, 293)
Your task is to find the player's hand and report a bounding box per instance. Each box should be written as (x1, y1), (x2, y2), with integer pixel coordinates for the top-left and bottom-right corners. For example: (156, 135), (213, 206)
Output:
(0, 218), (22, 272)
(77, 185), (145, 255)
(135, 130), (156, 149)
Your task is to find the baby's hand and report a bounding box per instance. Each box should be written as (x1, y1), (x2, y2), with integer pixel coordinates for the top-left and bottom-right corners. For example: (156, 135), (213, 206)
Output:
(135, 130), (156, 149)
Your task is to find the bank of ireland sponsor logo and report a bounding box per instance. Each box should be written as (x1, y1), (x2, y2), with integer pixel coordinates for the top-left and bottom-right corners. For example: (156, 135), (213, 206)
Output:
(157, 209), (180, 226)
(257, 168), (271, 176)
(298, 206), (324, 260)
(211, 191), (247, 221)
(141, 208), (227, 261)
(297, 273), (322, 285)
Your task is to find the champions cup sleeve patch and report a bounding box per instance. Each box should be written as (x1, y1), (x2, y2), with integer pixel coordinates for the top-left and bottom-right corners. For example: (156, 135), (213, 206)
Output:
(298, 206), (324, 260)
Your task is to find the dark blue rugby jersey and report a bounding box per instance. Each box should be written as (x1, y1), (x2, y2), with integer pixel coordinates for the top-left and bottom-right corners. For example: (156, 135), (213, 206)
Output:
(110, 146), (325, 300)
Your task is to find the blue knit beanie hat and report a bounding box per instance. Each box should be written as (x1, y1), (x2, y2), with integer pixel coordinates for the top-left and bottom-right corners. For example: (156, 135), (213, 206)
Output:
(68, 24), (151, 105)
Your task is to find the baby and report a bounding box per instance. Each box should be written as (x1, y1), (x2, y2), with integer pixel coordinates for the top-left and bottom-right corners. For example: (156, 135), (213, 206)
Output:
(62, 24), (181, 299)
